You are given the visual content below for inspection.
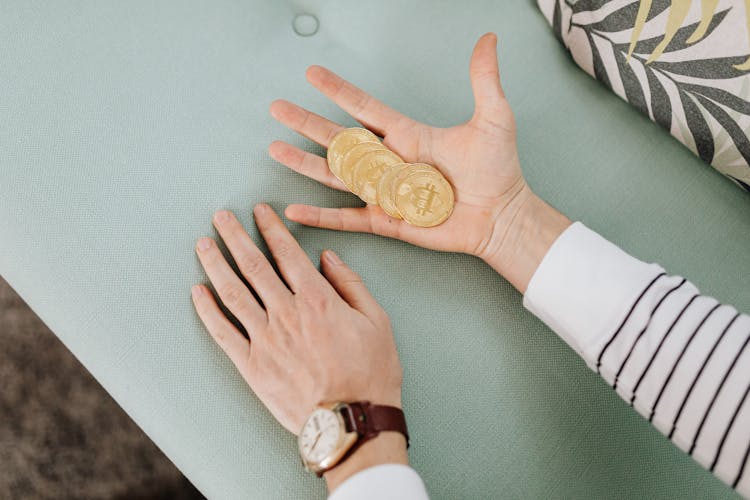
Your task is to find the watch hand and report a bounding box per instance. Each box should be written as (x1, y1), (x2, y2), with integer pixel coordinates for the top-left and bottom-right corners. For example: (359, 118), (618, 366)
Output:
(310, 432), (322, 452)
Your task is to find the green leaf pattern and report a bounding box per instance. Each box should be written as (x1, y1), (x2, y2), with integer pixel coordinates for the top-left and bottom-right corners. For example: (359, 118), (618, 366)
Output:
(539, 0), (750, 193)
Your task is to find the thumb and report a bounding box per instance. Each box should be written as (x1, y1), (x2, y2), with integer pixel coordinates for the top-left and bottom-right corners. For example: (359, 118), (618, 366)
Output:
(469, 33), (506, 114)
(320, 250), (384, 321)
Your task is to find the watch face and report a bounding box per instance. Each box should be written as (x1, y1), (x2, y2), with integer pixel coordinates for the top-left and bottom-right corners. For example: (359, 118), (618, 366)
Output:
(299, 408), (342, 465)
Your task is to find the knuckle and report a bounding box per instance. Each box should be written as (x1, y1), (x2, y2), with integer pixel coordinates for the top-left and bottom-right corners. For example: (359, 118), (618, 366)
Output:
(219, 284), (246, 306)
(271, 296), (295, 317)
(353, 93), (371, 116)
(238, 251), (266, 276)
(272, 309), (300, 335)
(332, 77), (348, 98)
(271, 239), (294, 259)
(296, 108), (312, 130)
(365, 208), (378, 233)
(300, 290), (330, 311)
(212, 326), (227, 343)
(340, 276), (364, 290)
(333, 210), (345, 230)
(297, 274), (324, 293)
(473, 68), (496, 80)
(344, 269), (363, 284)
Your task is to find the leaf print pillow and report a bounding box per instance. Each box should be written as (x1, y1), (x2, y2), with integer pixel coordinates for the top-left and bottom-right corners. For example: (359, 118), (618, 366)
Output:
(538, 0), (750, 193)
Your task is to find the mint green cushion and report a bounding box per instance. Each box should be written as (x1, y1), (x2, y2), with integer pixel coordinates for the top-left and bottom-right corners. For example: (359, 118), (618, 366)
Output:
(1, 1), (748, 498)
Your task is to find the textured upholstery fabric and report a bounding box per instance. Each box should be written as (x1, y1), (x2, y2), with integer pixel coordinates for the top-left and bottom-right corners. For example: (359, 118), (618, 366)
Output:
(1, 1), (749, 498)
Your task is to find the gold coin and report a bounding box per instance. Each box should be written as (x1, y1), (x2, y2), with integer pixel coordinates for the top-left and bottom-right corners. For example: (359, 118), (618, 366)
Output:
(394, 167), (455, 227)
(376, 163), (410, 218)
(339, 142), (387, 191)
(351, 149), (403, 203)
(377, 163), (434, 218)
(326, 128), (380, 180)
(388, 163), (439, 200)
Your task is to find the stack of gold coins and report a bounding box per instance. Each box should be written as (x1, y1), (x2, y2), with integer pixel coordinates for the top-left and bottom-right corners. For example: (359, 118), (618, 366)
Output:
(326, 127), (455, 227)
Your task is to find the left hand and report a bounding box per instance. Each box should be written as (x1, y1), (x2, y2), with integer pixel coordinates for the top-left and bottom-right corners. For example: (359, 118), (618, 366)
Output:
(268, 33), (527, 260)
(191, 204), (403, 435)
(268, 33), (571, 292)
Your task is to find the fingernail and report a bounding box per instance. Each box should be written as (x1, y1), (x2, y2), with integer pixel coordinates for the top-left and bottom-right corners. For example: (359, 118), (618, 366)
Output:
(214, 210), (231, 224)
(197, 238), (212, 251)
(191, 285), (203, 298)
(285, 205), (303, 221)
(254, 203), (268, 215)
(324, 249), (342, 266)
(269, 100), (280, 118)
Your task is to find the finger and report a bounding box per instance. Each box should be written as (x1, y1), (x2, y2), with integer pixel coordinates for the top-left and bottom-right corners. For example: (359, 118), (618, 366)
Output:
(320, 250), (384, 320)
(196, 237), (266, 330)
(269, 99), (343, 148)
(306, 65), (411, 137)
(192, 285), (251, 369)
(253, 203), (328, 293)
(212, 210), (292, 306)
(285, 204), (404, 240)
(268, 140), (348, 191)
(469, 33), (506, 112)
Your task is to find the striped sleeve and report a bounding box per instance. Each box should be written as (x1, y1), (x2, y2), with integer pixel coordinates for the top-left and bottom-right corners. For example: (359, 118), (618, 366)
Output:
(524, 222), (750, 496)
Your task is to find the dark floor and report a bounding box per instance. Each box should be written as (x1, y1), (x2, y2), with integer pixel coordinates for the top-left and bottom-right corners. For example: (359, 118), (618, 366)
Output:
(0, 277), (204, 500)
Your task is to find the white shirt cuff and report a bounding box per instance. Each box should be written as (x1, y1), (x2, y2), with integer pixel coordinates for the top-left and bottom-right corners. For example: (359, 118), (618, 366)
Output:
(523, 222), (665, 367)
(327, 464), (429, 500)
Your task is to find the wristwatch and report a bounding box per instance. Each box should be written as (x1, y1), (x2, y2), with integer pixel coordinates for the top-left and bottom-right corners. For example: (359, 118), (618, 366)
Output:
(298, 401), (409, 476)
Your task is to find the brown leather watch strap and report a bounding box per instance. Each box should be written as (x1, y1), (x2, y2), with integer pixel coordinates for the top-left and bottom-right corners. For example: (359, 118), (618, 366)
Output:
(321, 401), (408, 476)
(316, 401), (409, 477)
(341, 402), (410, 447)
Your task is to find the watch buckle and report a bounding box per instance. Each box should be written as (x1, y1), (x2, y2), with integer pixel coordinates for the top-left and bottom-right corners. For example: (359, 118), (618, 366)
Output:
(334, 402), (358, 431)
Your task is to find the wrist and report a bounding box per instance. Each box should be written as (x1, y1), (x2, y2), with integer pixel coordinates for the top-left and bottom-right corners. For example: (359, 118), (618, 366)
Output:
(323, 431), (408, 493)
(481, 188), (571, 293)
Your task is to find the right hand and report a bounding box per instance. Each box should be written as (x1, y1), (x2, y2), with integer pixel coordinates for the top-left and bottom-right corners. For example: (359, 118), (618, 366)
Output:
(192, 205), (409, 493)
(269, 33), (532, 263)
(192, 205), (403, 436)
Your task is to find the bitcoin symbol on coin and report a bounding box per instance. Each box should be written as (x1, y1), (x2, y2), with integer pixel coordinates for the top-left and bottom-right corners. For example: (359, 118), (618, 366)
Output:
(394, 168), (454, 227)
(414, 182), (437, 215)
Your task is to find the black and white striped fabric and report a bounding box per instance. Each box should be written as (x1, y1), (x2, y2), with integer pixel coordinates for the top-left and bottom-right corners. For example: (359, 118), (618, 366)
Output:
(329, 222), (748, 500)
(525, 222), (750, 496)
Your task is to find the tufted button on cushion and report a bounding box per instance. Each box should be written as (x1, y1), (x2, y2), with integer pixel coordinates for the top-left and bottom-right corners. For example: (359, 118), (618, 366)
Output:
(293, 13), (319, 37)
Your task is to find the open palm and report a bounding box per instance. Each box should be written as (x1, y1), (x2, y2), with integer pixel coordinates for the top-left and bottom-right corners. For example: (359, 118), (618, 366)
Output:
(269, 33), (530, 258)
